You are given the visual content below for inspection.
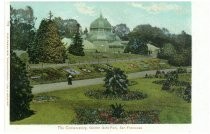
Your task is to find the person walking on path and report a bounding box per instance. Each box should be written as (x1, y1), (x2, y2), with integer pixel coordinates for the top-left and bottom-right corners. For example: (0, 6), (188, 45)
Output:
(68, 74), (72, 85)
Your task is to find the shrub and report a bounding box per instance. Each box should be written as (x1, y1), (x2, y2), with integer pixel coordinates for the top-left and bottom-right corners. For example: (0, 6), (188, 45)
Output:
(145, 73), (148, 78)
(104, 68), (128, 95)
(155, 70), (165, 78)
(183, 84), (191, 103)
(110, 103), (125, 118)
(165, 71), (178, 84)
(162, 80), (171, 90)
(177, 67), (187, 73)
(157, 43), (176, 59)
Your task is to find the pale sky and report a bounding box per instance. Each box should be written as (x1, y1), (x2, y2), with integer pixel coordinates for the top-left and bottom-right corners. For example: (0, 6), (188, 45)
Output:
(11, 1), (191, 34)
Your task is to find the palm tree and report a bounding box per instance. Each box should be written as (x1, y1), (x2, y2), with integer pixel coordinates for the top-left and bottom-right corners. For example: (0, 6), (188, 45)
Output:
(104, 67), (128, 95)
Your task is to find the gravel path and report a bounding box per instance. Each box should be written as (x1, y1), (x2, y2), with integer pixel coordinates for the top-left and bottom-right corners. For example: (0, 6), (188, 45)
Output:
(32, 68), (189, 94)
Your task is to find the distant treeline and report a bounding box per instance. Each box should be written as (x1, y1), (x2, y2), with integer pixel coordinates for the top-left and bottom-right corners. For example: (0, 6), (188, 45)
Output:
(10, 5), (191, 66)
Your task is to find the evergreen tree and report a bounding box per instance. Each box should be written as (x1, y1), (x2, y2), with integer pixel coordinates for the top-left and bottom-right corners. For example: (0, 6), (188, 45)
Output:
(10, 51), (33, 121)
(104, 68), (128, 95)
(27, 39), (40, 64)
(84, 27), (88, 35)
(68, 24), (85, 56)
(34, 11), (66, 63)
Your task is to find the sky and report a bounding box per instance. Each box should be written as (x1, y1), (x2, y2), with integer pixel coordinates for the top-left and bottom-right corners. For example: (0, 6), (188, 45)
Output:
(10, 1), (191, 34)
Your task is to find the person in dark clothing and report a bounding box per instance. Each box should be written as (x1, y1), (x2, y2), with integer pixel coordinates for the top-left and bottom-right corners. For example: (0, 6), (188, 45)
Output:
(68, 74), (72, 85)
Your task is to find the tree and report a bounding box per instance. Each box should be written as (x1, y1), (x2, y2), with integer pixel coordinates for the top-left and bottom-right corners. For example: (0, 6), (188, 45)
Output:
(84, 27), (88, 35)
(129, 24), (169, 48)
(27, 39), (40, 64)
(68, 24), (85, 56)
(124, 38), (148, 55)
(53, 17), (80, 38)
(104, 68), (128, 95)
(34, 11), (66, 63)
(113, 24), (130, 41)
(10, 51), (33, 121)
(10, 6), (36, 50)
(157, 43), (176, 59)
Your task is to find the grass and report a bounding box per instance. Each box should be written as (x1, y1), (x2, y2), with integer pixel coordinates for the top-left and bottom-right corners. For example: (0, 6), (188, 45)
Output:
(12, 75), (191, 124)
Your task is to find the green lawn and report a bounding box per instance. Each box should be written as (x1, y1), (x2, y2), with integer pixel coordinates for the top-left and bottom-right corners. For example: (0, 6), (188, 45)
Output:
(12, 76), (191, 124)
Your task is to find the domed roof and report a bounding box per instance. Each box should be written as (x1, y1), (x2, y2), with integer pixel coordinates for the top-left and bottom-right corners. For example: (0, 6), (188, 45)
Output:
(90, 14), (112, 29)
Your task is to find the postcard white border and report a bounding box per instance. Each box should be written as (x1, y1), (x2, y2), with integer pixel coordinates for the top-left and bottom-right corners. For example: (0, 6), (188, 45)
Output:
(1, 0), (210, 134)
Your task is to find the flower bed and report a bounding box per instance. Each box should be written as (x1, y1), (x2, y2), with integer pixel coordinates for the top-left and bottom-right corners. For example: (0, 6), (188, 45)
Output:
(33, 95), (58, 103)
(85, 90), (147, 101)
(73, 108), (159, 124)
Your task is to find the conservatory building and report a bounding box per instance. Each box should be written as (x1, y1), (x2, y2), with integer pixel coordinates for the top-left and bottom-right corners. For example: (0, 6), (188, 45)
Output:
(84, 13), (125, 52)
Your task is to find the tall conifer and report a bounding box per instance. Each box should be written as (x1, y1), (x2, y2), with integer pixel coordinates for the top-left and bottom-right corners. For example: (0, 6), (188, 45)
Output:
(10, 51), (33, 121)
(68, 24), (85, 56)
(34, 11), (66, 63)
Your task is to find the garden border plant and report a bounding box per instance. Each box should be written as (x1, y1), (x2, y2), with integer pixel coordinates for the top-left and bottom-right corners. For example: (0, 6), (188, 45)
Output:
(72, 106), (160, 124)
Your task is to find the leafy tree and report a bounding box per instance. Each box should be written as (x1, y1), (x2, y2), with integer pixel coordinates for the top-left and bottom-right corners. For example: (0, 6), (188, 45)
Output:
(157, 43), (176, 59)
(34, 11), (66, 63)
(129, 24), (191, 66)
(53, 17), (80, 38)
(168, 54), (186, 66)
(113, 24), (130, 41)
(10, 6), (36, 50)
(159, 31), (191, 66)
(124, 38), (148, 55)
(174, 31), (192, 51)
(129, 24), (169, 48)
(10, 51), (33, 121)
(104, 68), (128, 95)
(68, 24), (85, 56)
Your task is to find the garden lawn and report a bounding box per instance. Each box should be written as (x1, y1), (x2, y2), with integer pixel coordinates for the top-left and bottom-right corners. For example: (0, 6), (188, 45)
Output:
(12, 77), (191, 124)
(30, 58), (171, 85)
(67, 52), (146, 64)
